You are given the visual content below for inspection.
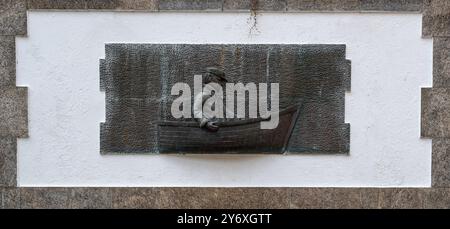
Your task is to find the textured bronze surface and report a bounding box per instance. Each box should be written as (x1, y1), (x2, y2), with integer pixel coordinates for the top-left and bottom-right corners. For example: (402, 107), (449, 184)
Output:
(100, 44), (351, 154)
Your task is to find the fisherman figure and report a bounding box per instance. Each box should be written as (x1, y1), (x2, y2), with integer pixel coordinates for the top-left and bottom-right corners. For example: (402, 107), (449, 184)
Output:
(193, 67), (228, 132)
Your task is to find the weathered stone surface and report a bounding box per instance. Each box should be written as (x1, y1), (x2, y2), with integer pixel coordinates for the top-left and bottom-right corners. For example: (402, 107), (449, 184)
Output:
(360, 0), (422, 11)
(156, 188), (206, 208)
(6, 187), (450, 209)
(424, 188), (450, 208)
(378, 188), (425, 209)
(0, 137), (16, 187)
(287, 0), (361, 11)
(332, 188), (380, 209)
(223, 0), (287, 11)
(101, 44), (350, 154)
(422, 0), (450, 37)
(28, 0), (159, 10)
(433, 37), (450, 88)
(0, 0), (26, 35)
(0, 87), (28, 138)
(214, 188), (289, 209)
(432, 139), (450, 187)
(147, 188), (289, 209)
(111, 188), (159, 208)
(68, 188), (112, 208)
(290, 188), (335, 209)
(20, 188), (69, 209)
(27, 0), (86, 9)
(0, 36), (15, 88)
(84, 0), (122, 9)
(155, 188), (222, 208)
(159, 0), (222, 11)
(115, 0), (159, 10)
(291, 188), (379, 209)
(421, 88), (450, 138)
(1, 188), (20, 209)
(109, 188), (286, 209)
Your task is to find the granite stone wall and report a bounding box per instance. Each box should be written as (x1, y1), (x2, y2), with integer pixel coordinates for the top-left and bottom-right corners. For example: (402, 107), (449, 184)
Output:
(1, 0), (450, 208)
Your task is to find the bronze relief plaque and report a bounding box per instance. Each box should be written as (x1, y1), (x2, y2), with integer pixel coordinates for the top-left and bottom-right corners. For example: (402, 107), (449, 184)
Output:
(100, 44), (351, 154)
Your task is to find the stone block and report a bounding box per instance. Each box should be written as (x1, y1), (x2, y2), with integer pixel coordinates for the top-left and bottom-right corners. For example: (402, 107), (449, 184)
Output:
(378, 188), (425, 209)
(0, 0), (26, 35)
(0, 137), (16, 187)
(27, 0), (86, 9)
(159, 0), (222, 11)
(424, 188), (450, 208)
(421, 88), (450, 138)
(68, 188), (112, 209)
(28, 0), (159, 10)
(1, 188), (20, 209)
(223, 0), (287, 11)
(213, 188), (290, 209)
(433, 37), (450, 87)
(432, 139), (450, 187)
(111, 188), (159, 208)
(0, 36), (15, 88)
(290, 188), (335, 209)
(331, 188), (380, 209)
(360, 0), (422, 11)
(422, 0), (450, 37)
(0, 87), (28, 138)
(287, 0), (360, 11)
(20, 188), (69, 209)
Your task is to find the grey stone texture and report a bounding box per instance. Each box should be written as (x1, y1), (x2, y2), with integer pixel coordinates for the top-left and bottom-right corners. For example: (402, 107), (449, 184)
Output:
(421, 88), (450, 138)
(27, 0), (86, 9)
(0, 87), (28, 138)
(68, 188), (112, 208)
(159, 0), (222, 11)
(287, 0), (361, 11)
(433, 37), (450, 87)
(378, 188), (425, 209)
(290, 188), (336, 209)
(422, 0), (450, 37)
(287, 0), (422, 12)
(432, 139), (450, 187)
(112, 187), (287, 208)
(0, 36), (15, 88)
(290, 188), (379, 209)
(421, 0), (450, 189)
(20, 188), (69, 209)
(1, 188), (20, 208)
(27, 0), (159, 10)
(100, 44), (351, 154)
(424, 188), (450, 208)
(360, 0), (423, 11)
(4, 187), (450, 208)
(111, 188), (160, 208)
(0, 137), (16, 187)
(0, 0), (26, 35)
(24, 0), (426, 12)
(223, 0), (287, 11)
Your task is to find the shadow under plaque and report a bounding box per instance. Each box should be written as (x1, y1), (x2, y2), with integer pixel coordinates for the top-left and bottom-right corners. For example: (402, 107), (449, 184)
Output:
(100, 44), (351, 155)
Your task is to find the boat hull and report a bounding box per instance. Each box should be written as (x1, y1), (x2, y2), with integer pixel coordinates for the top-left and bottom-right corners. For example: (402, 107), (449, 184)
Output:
(156, 105), (301, 154)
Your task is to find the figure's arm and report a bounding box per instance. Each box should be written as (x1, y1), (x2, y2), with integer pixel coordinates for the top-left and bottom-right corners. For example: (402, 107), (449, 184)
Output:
(193, 92), (206, 127)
